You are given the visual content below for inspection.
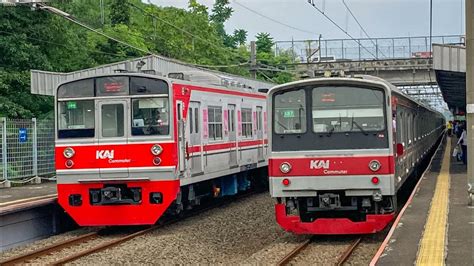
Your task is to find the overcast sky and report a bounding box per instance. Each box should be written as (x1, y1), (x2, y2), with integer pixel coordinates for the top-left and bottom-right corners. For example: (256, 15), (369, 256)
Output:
(149, 0), (465, 41)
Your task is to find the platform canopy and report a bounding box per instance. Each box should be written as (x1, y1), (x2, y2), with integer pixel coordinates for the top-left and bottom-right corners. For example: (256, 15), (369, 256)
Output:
(433, 44), (467, 114)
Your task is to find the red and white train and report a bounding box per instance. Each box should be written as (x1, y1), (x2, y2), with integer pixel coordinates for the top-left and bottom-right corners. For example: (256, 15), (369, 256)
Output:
(268, 75), (445, 234)
(55, 72), (268, 226)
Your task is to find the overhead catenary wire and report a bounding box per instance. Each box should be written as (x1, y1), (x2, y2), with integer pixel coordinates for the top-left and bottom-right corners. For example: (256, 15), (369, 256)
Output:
(127, 1), (248, 62)
(35, 3), (251, 70)
(232, 0), (319, 36)
(306, 0), (378, 59)
(341, 0), (387, 58)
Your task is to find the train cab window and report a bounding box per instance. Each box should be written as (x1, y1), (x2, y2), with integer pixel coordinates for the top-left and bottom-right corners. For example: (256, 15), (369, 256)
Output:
(57, 79), (94, 98)
(208, 106), (223, 140)
(131, 98), (170, 136)
(130, 77), (168, 95)
(241, 108), (253, 138)
(101, 104), (124, 137)
(312, 86), (385, 133)
(274, 89), (306, 134)
(58, 100), (95, 138)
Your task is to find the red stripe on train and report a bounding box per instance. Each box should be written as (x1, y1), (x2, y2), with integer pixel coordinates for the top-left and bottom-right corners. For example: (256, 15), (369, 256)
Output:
(55, 143), (177, 170)
(269, 156), (394, 176)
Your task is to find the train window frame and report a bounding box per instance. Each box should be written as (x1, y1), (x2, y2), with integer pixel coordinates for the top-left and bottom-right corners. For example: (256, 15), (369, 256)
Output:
(57, 100), (95, 139)
(273, 88), (307, 135)
(208, 106), (223, 141)
(241, 108), (253, 138)
(131, 97), (170, 136)
(311, 86), (386, 134)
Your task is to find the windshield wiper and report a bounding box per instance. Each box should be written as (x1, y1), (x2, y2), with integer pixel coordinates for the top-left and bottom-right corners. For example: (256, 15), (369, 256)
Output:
(327, 125), (335, 137)
(352, 120), (369, 135)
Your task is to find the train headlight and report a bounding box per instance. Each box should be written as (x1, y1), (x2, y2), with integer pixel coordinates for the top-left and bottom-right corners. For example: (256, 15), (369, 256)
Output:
(151, 144), (163, 156)
(63, 147), (75, 159)
(369, 160), (381, 172)
(280, 162), (292, 174)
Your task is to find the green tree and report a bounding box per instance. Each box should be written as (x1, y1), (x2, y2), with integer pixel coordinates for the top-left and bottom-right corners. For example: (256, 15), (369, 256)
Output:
(110, 0), (131, 26)
(233, 29), (247, 46)
(255, 32), (274, 54)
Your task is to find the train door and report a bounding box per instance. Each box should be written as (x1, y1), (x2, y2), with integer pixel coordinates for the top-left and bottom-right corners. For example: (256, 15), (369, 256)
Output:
(97, 100), (129, 179)
(188, 102), (203, 175)
(177, 101), (186, 175)
(256, 106), (264, 162)
(228, 104), (238, 168)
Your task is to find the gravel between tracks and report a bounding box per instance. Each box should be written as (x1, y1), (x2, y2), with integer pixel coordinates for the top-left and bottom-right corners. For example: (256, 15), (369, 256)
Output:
(1, 193), (386, 265)
(0, 228), (95, 261)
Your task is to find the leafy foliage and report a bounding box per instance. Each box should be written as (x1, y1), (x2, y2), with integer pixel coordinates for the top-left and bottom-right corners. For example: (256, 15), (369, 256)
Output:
(0, 0), (295, 119)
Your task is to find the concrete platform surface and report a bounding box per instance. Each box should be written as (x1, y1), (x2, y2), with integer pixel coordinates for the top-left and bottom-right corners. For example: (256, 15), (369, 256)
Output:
(0, 182), (57, 206)
(377, 137), (473, 265)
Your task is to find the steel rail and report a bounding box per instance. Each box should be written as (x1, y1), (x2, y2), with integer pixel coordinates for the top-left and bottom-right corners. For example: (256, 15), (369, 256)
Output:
(336, 237), (362, 266)
(1, 191), (259, 265)
(277, 237), (313, 266)
(0, 231), (98, 265)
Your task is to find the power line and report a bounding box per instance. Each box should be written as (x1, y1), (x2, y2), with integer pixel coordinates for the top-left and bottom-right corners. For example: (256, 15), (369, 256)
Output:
(38, 4), (151, 55)
(232, 0), (319, 36)
(36, 4), (251, 70)
(306, 0), (377, 59)
(128, 2), (247, 61)
(341, 0), (387, 58)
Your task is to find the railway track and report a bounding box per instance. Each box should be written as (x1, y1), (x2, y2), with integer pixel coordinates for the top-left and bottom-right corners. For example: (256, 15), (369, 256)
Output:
(277, 237), (362, 266)
(0, 191), (259, 265)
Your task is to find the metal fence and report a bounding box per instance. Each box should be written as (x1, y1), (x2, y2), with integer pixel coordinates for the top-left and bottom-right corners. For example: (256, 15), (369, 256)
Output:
(275, 35), (465, 62)
(0, 117), (55, 182)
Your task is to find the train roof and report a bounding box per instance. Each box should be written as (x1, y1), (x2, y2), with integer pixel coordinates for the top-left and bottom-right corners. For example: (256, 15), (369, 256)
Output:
(268, 74), (443, 116)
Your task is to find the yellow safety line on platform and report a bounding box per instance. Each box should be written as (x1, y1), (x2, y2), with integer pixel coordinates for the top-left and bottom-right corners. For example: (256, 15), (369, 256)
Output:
(416, 139), (451, 266)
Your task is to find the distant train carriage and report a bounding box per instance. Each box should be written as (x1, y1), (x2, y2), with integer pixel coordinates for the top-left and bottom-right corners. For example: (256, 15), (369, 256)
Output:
(55, 72), (268, 226)
(268, 75), (445, 234)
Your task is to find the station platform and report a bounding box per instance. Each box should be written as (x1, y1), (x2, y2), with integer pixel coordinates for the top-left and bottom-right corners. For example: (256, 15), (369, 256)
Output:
(375, 137), (473, 265)
(0, 181), (57, 212)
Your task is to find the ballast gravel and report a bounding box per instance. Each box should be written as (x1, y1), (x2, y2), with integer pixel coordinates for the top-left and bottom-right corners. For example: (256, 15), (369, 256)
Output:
(71, 193), (385, 265)
(1, 193), (386, 265)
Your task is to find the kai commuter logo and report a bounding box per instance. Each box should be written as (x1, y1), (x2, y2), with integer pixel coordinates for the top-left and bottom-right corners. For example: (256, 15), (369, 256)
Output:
(96, 150), (114, 160)
(310, 160), (330, 169)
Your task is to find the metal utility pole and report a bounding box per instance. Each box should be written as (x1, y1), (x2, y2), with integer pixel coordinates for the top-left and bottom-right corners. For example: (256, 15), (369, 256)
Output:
(250, 41), (257, 79)
(466, 0), (474, 205)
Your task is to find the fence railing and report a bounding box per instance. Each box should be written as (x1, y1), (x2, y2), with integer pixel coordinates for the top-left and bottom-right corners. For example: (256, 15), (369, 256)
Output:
(275, 35), (465, 62)
(1, 117), (55, 184)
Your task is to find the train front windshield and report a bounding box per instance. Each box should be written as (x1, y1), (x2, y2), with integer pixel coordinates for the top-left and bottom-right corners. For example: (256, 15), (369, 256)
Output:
(273, 86), (388, 151)
(57, 76), (170, 139)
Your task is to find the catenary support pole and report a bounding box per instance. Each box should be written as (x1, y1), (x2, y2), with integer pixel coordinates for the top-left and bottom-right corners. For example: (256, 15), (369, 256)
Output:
(466, 0), (473, 205)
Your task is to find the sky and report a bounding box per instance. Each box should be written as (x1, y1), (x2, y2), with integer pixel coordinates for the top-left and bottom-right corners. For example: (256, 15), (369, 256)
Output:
(149, 0), (465, 41)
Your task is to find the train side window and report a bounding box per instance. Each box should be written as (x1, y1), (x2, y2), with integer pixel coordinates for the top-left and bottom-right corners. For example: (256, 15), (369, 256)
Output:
(194, 107), (199, 133)
(242, 108), (253, 138)
(208, 106), (223, 140)
(257, 106), (263, 131)
(189, 107), (193, 134)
